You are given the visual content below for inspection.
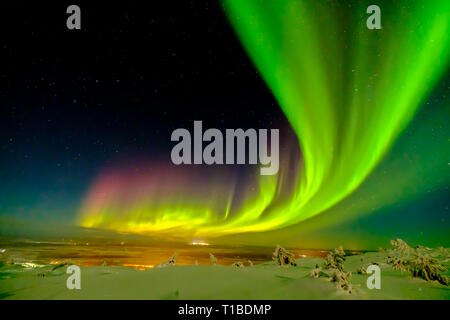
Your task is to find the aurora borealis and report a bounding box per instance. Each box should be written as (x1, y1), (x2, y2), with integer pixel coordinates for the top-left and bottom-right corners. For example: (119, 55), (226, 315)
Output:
(1, 1), (449, 248)
(76, 0), (449, 241)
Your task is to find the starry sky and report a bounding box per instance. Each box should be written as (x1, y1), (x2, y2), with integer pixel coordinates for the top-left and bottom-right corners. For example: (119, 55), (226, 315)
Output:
(0, 1), (448, 249)
(0, 1), (287, 220)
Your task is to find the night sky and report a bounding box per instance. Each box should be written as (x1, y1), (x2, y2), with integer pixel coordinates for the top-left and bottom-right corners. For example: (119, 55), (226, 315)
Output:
(0, 1), (288, 220)
(0, 1), (448, 249)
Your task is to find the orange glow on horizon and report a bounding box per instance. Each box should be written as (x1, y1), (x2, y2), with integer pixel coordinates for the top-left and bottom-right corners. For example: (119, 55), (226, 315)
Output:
(122, 263), (154, 270)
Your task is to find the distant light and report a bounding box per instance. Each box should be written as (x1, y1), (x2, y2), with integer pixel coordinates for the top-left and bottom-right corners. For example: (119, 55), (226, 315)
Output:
(190, 240), (210, 246)
(20, 262), (44, 269)
(123, 264), (154, 270)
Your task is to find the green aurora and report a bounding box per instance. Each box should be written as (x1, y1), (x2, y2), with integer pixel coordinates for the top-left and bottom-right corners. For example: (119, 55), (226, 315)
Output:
(78, 0), (449, 245)
(222, 0), (449, 223)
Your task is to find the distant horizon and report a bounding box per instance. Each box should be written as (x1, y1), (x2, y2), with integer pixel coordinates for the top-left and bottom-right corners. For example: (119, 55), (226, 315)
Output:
(0, 217), (446, 251)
